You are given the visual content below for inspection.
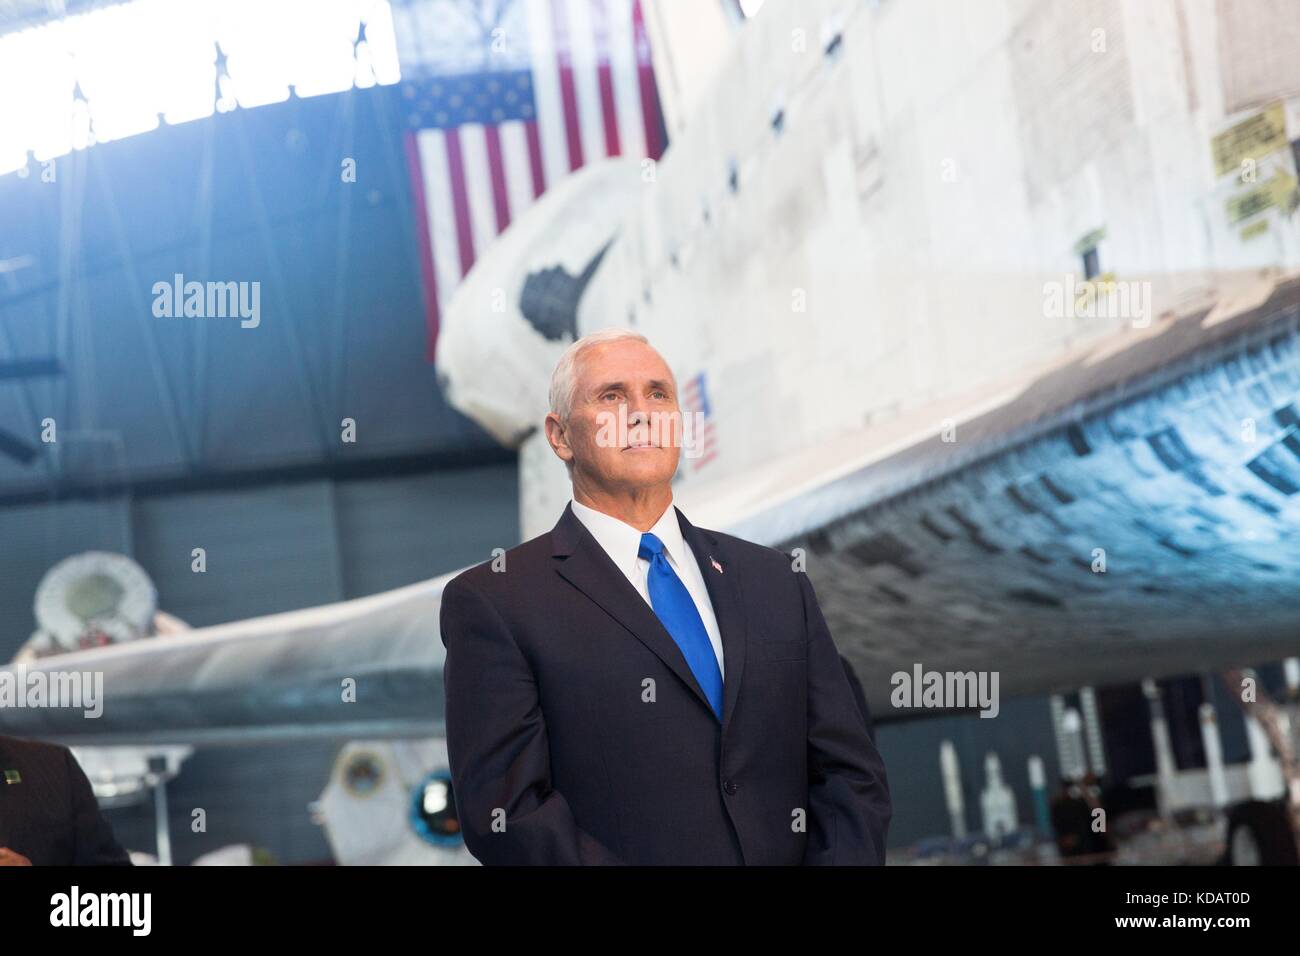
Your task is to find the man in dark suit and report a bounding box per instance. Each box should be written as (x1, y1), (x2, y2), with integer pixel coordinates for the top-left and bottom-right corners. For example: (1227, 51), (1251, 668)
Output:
(840, 654), (878, 745)
(0, 734), (132, 865)
(440, 329), (891, 865)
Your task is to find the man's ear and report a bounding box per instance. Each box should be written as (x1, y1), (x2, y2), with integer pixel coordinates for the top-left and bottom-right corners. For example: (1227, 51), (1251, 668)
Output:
(544, 412), (574, 464)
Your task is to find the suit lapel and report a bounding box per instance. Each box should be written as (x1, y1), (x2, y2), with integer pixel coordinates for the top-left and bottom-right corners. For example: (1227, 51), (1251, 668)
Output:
(552, 503), (716, 717)
(675, 506), (748, 736)
(551, 502), (749, 734)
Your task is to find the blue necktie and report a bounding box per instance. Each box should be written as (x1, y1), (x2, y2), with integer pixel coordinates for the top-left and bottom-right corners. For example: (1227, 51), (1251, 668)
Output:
(639, 532), (724, 721)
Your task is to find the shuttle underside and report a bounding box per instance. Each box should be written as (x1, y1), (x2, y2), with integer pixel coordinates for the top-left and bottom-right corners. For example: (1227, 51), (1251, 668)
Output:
(763, 280), (1300, 710)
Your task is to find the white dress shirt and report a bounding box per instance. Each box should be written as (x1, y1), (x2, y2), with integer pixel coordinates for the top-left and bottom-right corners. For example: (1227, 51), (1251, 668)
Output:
(570, 498), (725, 678)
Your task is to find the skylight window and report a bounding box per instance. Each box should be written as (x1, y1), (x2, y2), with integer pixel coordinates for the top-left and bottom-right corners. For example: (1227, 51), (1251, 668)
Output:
(0, 0), (401, 176)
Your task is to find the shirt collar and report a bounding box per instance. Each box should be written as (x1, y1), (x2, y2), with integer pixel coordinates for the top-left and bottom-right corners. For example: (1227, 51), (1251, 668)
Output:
(569, 498), (686, 574)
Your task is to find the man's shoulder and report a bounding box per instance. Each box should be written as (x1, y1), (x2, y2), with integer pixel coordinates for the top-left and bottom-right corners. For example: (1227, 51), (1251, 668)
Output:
(0, 734), (70, 770)
(696, 526), (801, 576)
(442, 528), (558, 598)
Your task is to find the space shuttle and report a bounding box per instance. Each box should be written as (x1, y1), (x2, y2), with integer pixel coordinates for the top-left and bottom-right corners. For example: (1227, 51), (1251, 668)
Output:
(435, 0), (1300, 707)
(4, 0), (1300, 863)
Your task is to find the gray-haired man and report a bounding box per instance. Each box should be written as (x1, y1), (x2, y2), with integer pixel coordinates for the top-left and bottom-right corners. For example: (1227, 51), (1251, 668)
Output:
(440, 329), (891, 865)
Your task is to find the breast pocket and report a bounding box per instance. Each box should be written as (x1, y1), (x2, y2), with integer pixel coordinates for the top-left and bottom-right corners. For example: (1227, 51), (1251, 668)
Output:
(750, 639), (806, 663)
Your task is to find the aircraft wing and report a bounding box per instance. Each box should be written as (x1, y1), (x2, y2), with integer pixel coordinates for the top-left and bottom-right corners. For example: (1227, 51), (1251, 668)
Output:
(0, 574), (449, 747)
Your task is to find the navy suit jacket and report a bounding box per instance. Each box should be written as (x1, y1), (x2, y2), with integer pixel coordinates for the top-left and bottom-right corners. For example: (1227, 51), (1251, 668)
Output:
(0, 735), (131, 865)
(439, 502), (891, 865)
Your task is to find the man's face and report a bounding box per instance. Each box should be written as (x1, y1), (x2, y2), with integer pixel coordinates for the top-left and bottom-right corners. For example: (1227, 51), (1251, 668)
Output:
(547, 340), (682, 493)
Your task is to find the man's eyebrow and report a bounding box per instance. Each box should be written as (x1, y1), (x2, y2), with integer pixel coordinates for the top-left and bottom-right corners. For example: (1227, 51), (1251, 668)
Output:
(589, 379), (674, 394)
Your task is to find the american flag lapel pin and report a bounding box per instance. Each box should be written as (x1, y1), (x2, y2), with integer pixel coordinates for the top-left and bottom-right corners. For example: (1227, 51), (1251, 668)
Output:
(710, 556), (723, 574)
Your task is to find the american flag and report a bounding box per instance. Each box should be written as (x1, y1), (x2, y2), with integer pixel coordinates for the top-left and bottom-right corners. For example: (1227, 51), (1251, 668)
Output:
(681, 371), (719, 471)
(394, 0), (667, 360)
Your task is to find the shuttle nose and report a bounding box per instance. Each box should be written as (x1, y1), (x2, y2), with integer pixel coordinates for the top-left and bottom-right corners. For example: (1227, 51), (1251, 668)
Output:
(433, 159), (641, 448)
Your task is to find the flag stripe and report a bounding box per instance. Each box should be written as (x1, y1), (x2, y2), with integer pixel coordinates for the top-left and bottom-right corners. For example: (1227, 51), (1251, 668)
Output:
(525, 0), (570, 190)
(523, 118), (546, 198)
(605, 0), (645, 159)
(592, 0), (623, 157)
(483, 124), (513, 232)
(403, 131), (442, 362)
(459, 124), (502, 259)
(415, 129), (464, 324)
(565, 0), (609, 164)
(442, 128), (476, 276)
(549, 0), (585, 170)
(499, 120), (536, 222)
(632, 0), (663, 160)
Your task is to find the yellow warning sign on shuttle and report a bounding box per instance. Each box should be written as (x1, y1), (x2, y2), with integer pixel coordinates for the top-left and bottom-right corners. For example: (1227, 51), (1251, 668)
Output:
(1212, 102), (1288, 177)
(1225, 170), (1299, 224)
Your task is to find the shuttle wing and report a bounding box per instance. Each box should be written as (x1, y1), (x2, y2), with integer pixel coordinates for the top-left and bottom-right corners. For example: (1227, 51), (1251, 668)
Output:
(0, 575), (449, 747)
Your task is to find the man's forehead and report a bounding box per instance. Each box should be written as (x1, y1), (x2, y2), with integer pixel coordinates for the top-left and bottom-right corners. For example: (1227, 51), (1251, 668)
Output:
(577, 342), (673, 384)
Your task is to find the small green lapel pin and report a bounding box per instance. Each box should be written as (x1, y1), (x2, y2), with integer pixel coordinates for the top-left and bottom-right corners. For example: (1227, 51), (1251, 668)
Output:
(4, 769), (21, 784)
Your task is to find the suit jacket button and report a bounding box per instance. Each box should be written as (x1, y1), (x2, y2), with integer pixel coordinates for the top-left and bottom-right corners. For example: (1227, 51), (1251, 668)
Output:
(722, 779), (737, 795)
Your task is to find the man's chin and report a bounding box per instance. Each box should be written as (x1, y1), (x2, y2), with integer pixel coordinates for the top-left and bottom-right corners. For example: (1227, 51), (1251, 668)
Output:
(604, 455), (678, 487)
